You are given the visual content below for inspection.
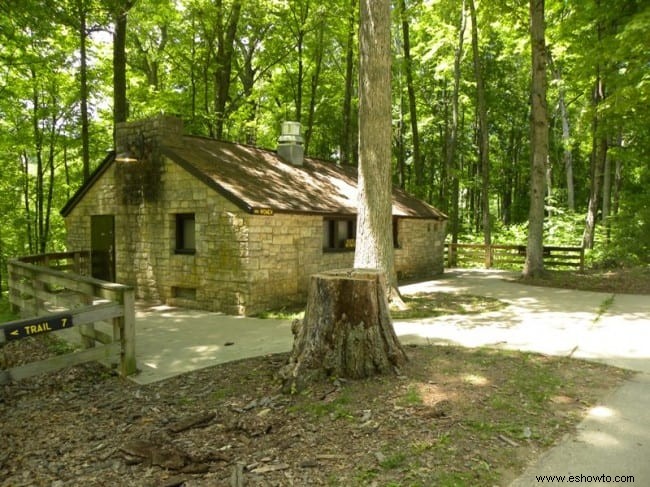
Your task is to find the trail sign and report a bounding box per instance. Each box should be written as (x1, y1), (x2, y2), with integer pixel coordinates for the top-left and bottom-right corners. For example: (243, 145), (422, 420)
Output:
(1, 313), (73, 343)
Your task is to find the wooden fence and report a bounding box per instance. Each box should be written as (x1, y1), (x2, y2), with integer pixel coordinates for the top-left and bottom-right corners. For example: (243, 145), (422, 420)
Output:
(1, 251), (136, 384)
(445, 243), (585, 271)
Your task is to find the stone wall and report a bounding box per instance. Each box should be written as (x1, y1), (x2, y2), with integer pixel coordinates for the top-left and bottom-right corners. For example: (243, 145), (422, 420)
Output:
(245, 214), (355, 314)
(65, 153), (251, 314)
(394, 218), (447, 280)
(242, 214), (446, 315)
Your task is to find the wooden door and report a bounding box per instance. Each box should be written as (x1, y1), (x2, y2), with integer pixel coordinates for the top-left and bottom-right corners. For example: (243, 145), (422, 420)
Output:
(90, 215), (115, 282)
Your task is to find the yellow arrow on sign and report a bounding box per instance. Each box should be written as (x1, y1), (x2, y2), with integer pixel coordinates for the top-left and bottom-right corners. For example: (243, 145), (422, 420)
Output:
(10, 330), (19, 336)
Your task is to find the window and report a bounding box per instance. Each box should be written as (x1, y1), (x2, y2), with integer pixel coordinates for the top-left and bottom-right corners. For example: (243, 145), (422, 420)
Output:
(172, 286), (197, 300)
(393, 217), (400, 249)
(323, 217), (356, 251)
(175, 213), (196, 254)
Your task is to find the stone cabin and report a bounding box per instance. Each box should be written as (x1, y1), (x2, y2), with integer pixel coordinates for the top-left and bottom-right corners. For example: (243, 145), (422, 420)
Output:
(61, 115), (447, 315)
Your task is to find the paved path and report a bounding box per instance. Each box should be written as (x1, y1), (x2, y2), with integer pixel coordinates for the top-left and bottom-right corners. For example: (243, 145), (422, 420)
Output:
(395, 269), (650, 486)
(65, 268), (650, 486)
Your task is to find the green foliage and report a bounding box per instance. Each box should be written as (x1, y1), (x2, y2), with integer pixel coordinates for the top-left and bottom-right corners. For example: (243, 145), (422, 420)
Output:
(0, 0), (647, 276)
(0, 295), (18, 323)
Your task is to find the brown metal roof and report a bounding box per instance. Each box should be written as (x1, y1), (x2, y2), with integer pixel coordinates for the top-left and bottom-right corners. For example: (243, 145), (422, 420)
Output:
(162, 136), (447, 219)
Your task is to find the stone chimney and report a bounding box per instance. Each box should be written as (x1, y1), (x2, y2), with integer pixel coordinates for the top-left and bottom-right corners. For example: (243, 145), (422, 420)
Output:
(115, 114), (183, 156)
(277, 121), (304, 166)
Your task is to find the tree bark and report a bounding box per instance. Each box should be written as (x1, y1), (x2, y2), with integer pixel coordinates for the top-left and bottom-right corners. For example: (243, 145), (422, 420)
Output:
(468, 0), (491, 265)
(214, 0), (241, 141)
(552, 59), (575, 211)
(77, 0), (91, 182)
(602, 149), (612, 234)
(448, 0), (466, 248)
(524, 0), (548, 278)
(111, 0), (135, 140)
(399, 0), (423, 196)
(355, 0), (397, 292)
(305, 20), (325, 155)
(340, 0), (356, 165)
(280, 270), (407, 393)
(582, 73), (607, 250)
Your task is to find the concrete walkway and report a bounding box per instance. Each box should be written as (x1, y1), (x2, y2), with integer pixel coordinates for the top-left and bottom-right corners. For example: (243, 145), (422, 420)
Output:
(69, 268), (650, 485)
(395, 269), (650, 486)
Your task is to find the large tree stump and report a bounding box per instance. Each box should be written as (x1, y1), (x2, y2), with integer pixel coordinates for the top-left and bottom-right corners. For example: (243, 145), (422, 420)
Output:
(280, 269), (408, 393)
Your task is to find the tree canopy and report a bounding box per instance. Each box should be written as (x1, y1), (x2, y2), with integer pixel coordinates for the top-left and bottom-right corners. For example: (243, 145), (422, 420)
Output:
(1, 0), (649, 290)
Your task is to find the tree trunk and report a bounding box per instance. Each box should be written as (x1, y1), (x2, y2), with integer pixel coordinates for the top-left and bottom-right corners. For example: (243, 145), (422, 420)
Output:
(21, 151), (34, 254)
(113, 7), (129, 130)
(340, 0), (356, 165)
(602, 149), (612, 240)
(214, 0), (242, 141)
(399, 0), (423, 197)
(524, 0), (548, 278)
(78, 0), (91, 182)
(553, 61), (575, 211)
(468, 0), (491, 265)
(448, 0), (466, 248)
(355, 0), (398, 294)
(305, 21), (325, 155)
(612, 134), (622, 217)
(582, 72), (607, 250)
(280, 270), (407, 393)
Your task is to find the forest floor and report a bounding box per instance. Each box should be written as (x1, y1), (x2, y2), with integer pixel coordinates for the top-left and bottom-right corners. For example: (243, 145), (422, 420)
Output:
(0, 267), (645, 487)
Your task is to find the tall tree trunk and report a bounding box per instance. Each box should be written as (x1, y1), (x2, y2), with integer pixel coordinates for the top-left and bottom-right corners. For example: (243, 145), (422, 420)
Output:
(290, 1), (311, 123)
(612, 134), (623, 217)
(399, 0), (423, 196)
(43, 114), (57, 254)
(305, 21), (325, 155)
(553, 61), (575, 211)
(214, 0), (242, 141)
(468, 0), (491, 265)
(582, 72), (607, 250)
(30, 67), (45, 255)
(112, 2), (132, 136)
(78, 0), (91, 182)
(448, 0), (466, 247)
(524, 0), (548, 278)
(21, 151), (34, 254)
(355, 0), (397, 292)
(280, 0), (407, 392)
(524, 0), (548, 277)
(340, 0), (356, 165)
(602, 149), (612, 241)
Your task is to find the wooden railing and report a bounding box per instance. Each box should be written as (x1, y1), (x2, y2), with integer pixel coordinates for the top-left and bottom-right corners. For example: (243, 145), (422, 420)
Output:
(2, 251), (136, 383)
(445, 243), (584, 271)
(17, 250), (91, 275)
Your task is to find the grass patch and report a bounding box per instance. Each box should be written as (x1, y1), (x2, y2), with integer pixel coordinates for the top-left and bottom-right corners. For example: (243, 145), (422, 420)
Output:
(391, 292), (507, 319)
(256, 292), (507, 321)
(255, 306), (305, 320)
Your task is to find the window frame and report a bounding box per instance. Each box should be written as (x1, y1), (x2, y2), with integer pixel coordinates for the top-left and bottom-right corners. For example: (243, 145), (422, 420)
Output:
(323, 217), (356, 252)
(174, 213), (196, 255)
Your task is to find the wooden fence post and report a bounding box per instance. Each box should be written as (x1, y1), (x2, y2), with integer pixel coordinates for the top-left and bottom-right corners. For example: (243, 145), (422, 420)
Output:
(119, 288), (137, 376)
(7, 263), (18, 314)
(485, 244), (493, 268)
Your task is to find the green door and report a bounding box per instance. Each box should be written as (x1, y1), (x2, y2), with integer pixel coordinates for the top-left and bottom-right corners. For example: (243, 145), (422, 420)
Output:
(90, 215), (115, 282)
